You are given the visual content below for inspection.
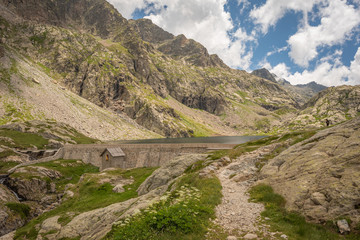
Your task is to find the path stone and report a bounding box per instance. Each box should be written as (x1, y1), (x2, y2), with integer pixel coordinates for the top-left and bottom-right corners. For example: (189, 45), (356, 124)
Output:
(243, 233), (258, 239)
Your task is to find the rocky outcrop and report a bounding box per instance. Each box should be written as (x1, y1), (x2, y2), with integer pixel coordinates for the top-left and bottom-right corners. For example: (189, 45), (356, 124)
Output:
(251, 68), (277, 83)
(137, 154), (207, 195)
(0, 185), (25, 236)
(6, 166), (61, 201)
(284, 85), (360, 130)
(260, 117), (360, 227)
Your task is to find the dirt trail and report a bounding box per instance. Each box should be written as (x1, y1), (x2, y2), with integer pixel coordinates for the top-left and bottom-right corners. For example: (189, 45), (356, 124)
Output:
(203, 144), (283, 239)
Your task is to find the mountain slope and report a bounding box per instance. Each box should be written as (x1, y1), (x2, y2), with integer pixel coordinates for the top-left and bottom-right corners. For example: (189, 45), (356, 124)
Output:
(0, 46), (160, 141)
(0, 0), (302, 137)
(281, 85), (360, 131)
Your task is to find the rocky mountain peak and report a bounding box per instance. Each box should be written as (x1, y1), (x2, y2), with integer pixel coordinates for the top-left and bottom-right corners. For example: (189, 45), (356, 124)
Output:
(129, 18), (174, 44)
(251, 68), (277, 83)
(2, 0), (127, 38)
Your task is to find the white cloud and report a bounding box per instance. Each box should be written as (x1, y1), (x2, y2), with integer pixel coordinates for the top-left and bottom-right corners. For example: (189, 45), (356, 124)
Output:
(268, 47), (360, 87)
(348, 47), (360, 85)
(250, 0), (321, 34)
(144, 0), (255, 69)
(288, 0), (360, 67)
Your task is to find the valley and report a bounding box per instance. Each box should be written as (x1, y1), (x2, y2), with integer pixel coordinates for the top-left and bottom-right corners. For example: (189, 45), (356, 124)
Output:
(0, 0), (359, 239)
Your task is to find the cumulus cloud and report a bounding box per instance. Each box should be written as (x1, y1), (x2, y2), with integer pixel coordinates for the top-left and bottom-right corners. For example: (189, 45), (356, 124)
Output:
(288, 0), (360, 67)
(267, 47), (360, 87)
(250, 0), (321, 34)
(144, 0), (255, 69)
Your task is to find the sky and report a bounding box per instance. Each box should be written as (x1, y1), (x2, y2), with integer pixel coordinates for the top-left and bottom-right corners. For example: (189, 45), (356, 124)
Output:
(107, 0), (360, 87)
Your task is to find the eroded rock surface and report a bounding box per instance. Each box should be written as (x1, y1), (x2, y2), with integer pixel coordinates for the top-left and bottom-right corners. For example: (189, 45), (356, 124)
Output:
(137, 154), (207, 196)
(260, 117), (360, 227)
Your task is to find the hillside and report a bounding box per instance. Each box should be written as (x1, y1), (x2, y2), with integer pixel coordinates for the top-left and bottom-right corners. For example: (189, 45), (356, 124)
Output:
(283, 85), (360, 131)
(0, 0), (304, 137)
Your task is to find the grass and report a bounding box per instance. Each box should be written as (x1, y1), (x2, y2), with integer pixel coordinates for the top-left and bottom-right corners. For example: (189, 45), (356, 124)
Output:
(0, 160), (19, 174)
(249, 184), (359, 240)
(33, 159), (99, 190)
(5, 202), (31, 219)
(14, 166), (157, 240)
(105, 172), (222, 240)
(0, 128), (49, 149)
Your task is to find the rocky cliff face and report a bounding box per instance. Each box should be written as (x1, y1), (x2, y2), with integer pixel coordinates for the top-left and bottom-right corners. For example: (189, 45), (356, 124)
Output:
(260, 116), (360, 227)
(0, 0), (304, 137)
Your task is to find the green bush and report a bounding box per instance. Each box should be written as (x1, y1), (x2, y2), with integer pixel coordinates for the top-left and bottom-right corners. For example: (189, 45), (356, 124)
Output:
(106, 173), (222, 240)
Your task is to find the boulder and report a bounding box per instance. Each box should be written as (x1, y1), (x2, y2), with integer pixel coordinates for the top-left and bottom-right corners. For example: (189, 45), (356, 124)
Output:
(137, 154), (207, 196)
(337, 219), (351, 234)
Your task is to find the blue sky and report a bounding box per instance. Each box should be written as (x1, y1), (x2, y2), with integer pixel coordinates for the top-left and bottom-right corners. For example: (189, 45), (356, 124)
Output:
(108, 0), (360, 86)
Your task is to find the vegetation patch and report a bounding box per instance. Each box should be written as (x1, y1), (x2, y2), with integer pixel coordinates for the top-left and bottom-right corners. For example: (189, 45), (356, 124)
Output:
(0, 128), (48, 149)
(105, 172), (222, 240)
(33, 159), (99, 190)
(15, 167), (156, 240)
(6, 202), (31, 219)
(249, 184), (359, 240)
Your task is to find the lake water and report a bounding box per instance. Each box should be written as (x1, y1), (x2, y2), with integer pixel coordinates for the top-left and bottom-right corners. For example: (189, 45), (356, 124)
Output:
(114, 135), (266, 145)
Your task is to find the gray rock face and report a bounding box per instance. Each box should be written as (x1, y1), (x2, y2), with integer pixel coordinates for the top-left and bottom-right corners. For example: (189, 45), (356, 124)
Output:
(0, 185), (24, 237)
(137, 154), (207, 196)
(260, 117), (360, 227)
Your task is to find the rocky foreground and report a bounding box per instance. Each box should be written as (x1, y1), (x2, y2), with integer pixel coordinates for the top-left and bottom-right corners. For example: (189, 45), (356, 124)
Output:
(1, 117), (360, 239)
(260, 116), (360, 227)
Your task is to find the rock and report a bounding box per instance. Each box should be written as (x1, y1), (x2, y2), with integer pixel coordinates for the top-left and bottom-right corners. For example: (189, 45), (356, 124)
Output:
(227, 236), (237, 240)
(310, 192), (327, 206)
(260, 117), (360, 224)
(47, 139), (63, 149)
(243, 233), (257, 239)
(0, 185), (18, 202)
(137, 154), (207, 196)
(337, 219), (351, 234)
(280, 234), (288, 239)
(112, 184), (125, 193)
(35, 167), (62, 179)
(0, 231), (15, 240)
(65, 190), (74, 198)
(40, 216), (61, 232)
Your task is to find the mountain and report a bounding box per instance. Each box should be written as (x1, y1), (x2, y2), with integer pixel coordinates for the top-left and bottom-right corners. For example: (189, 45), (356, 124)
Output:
(0, 0), (302, 137)
(251, 68), (327, 106)
(251, 68), (277, 83)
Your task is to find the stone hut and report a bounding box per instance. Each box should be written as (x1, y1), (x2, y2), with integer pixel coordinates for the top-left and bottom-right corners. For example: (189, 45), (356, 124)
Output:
(100, 147), (125, 170)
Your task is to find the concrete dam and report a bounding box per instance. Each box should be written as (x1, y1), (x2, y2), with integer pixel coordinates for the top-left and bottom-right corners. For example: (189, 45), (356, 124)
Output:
(61, 143), (236, 170)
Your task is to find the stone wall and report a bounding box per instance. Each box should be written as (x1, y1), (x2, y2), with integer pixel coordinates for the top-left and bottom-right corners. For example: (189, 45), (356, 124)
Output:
(61, 143), (235, 170)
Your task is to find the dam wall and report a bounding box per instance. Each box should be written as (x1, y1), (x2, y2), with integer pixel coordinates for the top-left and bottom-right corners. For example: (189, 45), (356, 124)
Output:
(61, 143), (235, 170)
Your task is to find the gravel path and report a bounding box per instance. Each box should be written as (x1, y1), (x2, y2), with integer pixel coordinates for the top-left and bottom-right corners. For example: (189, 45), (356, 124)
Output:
(204, 144), (283, 239)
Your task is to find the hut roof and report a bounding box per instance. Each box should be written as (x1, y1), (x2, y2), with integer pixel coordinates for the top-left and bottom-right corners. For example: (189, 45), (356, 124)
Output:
(101, 147), (125, 157)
